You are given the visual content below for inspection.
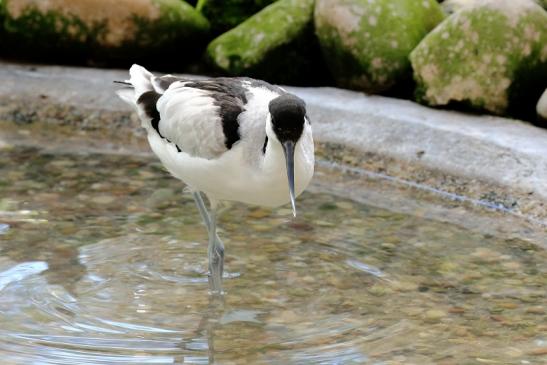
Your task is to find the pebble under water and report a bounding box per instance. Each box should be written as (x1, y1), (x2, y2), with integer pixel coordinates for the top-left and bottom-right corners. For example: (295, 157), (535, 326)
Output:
(0, 146), (546, 365)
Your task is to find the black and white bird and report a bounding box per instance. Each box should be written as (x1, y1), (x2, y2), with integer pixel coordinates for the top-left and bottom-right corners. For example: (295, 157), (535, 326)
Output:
(116, 65), (314, 294)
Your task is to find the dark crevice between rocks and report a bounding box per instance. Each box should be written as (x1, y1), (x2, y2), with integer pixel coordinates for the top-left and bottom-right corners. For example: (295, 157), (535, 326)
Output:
(506, 57), (547, 127)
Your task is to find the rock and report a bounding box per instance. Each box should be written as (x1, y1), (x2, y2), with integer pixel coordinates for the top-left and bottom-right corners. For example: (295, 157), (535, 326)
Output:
(205, 0), (329, 85)
(145, 188), (176, 209)
(1, 0), (209, 63)
(528, 348), (547, 356)
(424, 309), (447, 322)
(440, 0), (475, 14)
(537, 88), (547, 123)
(410, 0), (547, 120)
(470, 247), (503, 263)
(314, 0), (445, 93)
(442, 0), (547, 13)
(525, 306), (545, 314)
(196, 0), (276, 35)
(91, 195), (116, 205)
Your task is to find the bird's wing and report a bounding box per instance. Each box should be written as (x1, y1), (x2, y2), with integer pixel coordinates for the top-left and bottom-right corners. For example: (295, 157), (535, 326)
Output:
(118, 65), (284, 160)
(150, 75), (190, 93)
(144, 78), (250, 160)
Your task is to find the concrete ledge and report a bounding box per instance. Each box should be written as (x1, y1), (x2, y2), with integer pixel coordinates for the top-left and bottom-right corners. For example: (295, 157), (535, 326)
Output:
(1, 60), (546, 225)
(298, 87), (547, 199)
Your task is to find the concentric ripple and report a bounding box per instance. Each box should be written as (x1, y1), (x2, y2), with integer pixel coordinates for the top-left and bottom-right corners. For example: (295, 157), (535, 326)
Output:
(0, 147), (545, 364)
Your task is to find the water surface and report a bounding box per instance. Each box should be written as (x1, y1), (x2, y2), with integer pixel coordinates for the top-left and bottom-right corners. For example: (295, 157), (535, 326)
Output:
(0, 147), (546, 364)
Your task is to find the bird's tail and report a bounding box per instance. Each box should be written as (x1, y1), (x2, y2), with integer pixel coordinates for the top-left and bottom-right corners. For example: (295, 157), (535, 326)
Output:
(115, 64), (155, 106)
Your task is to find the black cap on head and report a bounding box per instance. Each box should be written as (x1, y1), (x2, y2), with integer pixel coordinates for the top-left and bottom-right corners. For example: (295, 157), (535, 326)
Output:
(268, 94), (306, 143)
(268, 94), (307, 218)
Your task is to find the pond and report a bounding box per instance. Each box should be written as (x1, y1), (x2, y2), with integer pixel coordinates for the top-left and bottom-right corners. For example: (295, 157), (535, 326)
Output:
(0, 146), (546, 364)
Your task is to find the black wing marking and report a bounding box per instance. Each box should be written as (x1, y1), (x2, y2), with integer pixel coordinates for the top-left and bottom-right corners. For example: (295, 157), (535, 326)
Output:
(182, 77), (286, 150)
(137, 90), (183, 152)
(262, 136), (268, 154)
(137, 91), (162, 136)
(154, 75), (189, 91)
(184, 79), (250, 149)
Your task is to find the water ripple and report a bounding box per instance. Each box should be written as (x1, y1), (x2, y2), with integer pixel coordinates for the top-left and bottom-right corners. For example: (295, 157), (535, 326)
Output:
(0, 261), (48, 291)
(345, 259), (386, 278)
(0, 223), (9, 234)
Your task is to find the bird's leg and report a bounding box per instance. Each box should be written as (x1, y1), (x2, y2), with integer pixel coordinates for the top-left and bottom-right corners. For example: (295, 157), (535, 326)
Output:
(192, 191), (211, 230)
(192, 191), (223, 251)
(207, 200), (224, 295)
(191, 191), (225, 294)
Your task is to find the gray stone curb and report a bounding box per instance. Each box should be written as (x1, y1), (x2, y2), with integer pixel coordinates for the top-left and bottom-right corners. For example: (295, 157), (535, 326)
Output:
(294, 86), (547, 200)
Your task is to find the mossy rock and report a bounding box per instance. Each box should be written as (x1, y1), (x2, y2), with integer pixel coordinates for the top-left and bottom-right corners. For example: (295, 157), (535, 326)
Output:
(206, 0), (330, 85)
(538, 89), (547, 125)
(1, 0), (209, 63)
(440, 0), (547, 14)
(315, 0), (445, 94)
(410, 0), (547, 120)
(196, 0), (277, 35)
(439, 0), (474, 14)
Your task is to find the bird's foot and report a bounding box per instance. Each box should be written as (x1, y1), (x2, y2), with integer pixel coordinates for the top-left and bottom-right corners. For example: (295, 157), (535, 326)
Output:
(208, 244), (224, 295)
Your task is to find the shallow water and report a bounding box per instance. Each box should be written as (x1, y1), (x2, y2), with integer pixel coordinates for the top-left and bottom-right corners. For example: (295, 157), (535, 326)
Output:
(0, 146), (546, 365)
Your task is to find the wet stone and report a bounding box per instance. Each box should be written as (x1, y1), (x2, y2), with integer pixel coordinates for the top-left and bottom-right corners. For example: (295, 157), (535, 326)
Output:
(335, 201), (353, 210)
(528, 348), (547, 356)
(314, 220), (335, 227)
(424, 309), (447, 322)
(525, 306), (545, 315)
(145, 188), (176, 209)
(471, 248), (504, 263)
(392, 281), (418, 292)
(90, 195), (116, 205)
(247, 208), (271, 219)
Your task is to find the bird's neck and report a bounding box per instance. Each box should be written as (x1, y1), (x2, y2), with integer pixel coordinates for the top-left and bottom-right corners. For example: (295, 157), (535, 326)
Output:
(263, 137), (287, 173)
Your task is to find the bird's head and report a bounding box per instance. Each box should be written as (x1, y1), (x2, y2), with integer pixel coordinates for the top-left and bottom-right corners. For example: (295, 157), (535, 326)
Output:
(267, 94), (307, 217)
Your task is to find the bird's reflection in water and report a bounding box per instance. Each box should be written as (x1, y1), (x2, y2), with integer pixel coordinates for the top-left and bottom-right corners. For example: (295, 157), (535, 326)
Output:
(198, 294), (225, 364)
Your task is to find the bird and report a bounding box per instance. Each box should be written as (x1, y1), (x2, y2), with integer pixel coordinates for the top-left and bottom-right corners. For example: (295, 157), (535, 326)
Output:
(116, 65), (314, 294)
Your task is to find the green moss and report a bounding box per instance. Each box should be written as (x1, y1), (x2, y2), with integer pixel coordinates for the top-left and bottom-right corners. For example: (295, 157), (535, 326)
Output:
(206, 0), (329, 84)
(315, 0), (445, 93)
(410, 3), (547, 119)
(129, 0), (209, 56)
(197, 0), (276, 35)
(153, 0), (210, 40)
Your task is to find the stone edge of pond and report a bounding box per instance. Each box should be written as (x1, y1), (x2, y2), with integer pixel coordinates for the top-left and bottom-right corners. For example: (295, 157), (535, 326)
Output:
(1, 60), (546, 226)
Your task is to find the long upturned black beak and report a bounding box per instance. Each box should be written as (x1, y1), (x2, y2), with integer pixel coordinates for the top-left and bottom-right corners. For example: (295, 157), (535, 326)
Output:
(282, 140), (297, 217)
